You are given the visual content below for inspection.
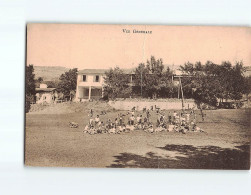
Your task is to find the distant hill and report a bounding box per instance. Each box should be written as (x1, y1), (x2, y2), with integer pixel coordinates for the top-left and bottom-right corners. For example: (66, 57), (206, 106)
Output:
(33, 66), (70, 81)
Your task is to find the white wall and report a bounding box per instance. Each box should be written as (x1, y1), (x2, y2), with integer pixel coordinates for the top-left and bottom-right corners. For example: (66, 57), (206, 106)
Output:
(77, 74), (105, 87)
(108, 99), (196, 111)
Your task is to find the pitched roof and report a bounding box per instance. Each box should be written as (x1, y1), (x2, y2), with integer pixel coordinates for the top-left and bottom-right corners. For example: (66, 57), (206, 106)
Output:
(78, 69), (107, 74)
(78, 68), (136, 75)
(35, 88), (56, 92)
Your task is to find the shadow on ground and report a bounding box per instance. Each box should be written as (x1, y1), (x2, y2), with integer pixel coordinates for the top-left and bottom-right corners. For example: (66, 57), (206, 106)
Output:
(108, 144), (250, 170)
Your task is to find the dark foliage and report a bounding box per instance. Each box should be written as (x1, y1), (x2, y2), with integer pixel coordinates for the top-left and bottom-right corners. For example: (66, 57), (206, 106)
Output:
(25, 64), (36, 112)
(103, 67), (132, 100)
(133, 56), (174, 98)
(180, 61), (249, 106)
(57, 68), (78, 98)
(25, 64), (36, 97)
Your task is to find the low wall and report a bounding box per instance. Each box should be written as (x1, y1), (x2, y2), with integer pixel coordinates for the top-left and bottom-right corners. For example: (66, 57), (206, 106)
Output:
(108, 99), (197, 111)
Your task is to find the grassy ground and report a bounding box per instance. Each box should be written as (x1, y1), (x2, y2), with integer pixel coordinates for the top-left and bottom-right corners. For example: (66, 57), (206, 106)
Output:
(25, 102), (250, 169)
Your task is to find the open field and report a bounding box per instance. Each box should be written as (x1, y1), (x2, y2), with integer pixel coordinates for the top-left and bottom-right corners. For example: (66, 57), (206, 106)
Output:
(25, 102), (250, 169)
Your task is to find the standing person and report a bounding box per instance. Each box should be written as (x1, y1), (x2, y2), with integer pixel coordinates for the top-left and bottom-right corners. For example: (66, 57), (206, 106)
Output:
(114, 118), (119, 128)
(173, 111), (178, 124)
(185, 112), (190, 123)
(106, 118), (112, 129)
(180, 113), (186, 126)
(146, 110), (151, 122)
(200, 108), (205, 121)
(129, 114), (135, 125)
(89, 117), (94, 127)
(119, 114), (123, 126)
(143, 116), (148, 126)
(168, 111), (172, 124)
(191, 110), (196, 121)
(137, 115), (142, 125)
(192, 112), (197, 126)
(94, 115), (100, 126)
(88, 109), (93, 117)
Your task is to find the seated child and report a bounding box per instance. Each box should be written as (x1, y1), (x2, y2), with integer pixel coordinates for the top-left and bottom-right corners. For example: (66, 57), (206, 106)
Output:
(83, 124), (90, 133)
(99, 122), (106, 133)
(108, 124), (116, 134)
(144, 123), (154, 133)
(117, 125), (124, 133)
(95, 115), (100, 126)
(155, 126), (163, 132)
(174, 125), (180, 132)
(194, 125), (205, 132)
(137, 115), (142, 125)
(168, 123), (175, 132)
(129, 125), (135, 131)
(89, 126), (96, 135)
(185, 112), (190, 123)
(148, 124), (154, 133)
(180, 126), (187, 134)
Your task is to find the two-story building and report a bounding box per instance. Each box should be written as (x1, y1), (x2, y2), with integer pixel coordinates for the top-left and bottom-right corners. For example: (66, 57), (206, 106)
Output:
(75, 69), (107, 101)
(75, 68), (136, 101)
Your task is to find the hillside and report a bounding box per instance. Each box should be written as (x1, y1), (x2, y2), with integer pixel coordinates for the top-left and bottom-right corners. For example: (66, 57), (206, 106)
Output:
(33, 66), (69, 81)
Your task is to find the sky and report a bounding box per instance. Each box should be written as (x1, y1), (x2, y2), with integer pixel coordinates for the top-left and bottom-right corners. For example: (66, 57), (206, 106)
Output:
(27, 24), (251, 70)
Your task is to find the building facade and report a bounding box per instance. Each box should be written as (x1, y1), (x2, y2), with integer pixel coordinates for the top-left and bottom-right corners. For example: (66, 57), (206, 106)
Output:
(75, 68), (184, 101)
(35, 84), (56, 104)
(75, 69), (107, 101)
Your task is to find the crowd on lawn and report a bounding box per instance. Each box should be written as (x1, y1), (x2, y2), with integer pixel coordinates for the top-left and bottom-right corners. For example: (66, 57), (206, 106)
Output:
(80, 106), (205, 135)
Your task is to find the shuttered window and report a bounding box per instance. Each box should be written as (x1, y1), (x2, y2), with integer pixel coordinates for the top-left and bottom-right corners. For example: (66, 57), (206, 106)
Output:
(94, 75), (100, 82)
(83, 75), (87, 82)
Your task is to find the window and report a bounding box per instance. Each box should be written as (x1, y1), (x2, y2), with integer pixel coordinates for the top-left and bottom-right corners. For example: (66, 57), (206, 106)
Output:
(83, 75), (87, 82)
(94, 75), (100, 82)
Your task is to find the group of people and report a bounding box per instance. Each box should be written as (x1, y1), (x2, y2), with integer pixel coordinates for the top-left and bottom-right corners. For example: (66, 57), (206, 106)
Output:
(83, 107), (205, 135)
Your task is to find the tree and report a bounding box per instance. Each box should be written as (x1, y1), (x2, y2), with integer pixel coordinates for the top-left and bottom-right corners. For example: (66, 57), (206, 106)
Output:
(103, 67), (132, 100)
(25, 64), (36, 112)
(35, 77), (44, 88)
(44, 80), (60, 88)
(244, 76), (251, 96)
(134, 56), (172, 98)
(134, 63), (150, 97)
(26, 64), (36, 97)
(37, 77), (43, 83)
(57, 68), (78, 99)
(180, 61), (248, 106)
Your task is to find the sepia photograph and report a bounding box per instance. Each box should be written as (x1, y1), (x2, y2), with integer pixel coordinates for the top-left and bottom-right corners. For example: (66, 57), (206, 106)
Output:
(25, 24), (250, 169)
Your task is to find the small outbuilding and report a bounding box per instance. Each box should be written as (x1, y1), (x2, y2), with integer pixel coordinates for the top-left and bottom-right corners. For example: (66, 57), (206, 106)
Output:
(35, 84), (56, 104)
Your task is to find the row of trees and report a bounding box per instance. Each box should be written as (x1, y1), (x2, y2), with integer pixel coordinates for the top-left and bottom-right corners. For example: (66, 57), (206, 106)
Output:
(180, 61), (250, 106)
(103, 56), (176, 99)
(103, 56), (250, 107)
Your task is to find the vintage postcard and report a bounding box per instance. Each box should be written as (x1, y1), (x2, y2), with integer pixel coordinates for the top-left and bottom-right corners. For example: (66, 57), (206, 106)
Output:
(25, 24), (250, 169)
